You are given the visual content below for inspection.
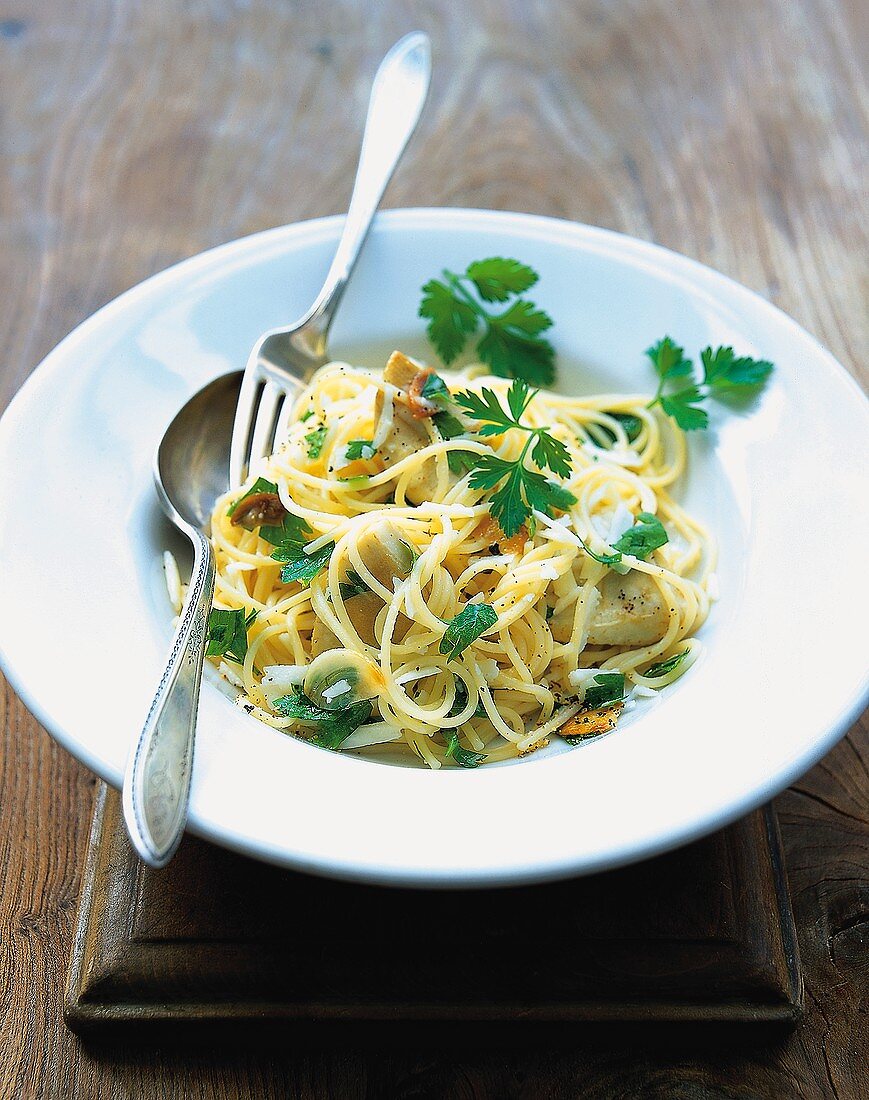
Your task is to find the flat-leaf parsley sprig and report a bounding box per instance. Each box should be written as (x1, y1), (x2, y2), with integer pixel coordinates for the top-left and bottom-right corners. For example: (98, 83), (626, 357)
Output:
(453, 378), (575, 537)
(646, 337), (773, 431)
(419, 258), (556, 385)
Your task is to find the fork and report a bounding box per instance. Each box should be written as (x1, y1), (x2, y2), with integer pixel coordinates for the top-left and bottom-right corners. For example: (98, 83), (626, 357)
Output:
(229, 32), (431, 487)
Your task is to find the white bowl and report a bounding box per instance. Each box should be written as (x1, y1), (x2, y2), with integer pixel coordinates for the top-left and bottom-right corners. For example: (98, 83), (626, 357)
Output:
(1, 209), (866, 886)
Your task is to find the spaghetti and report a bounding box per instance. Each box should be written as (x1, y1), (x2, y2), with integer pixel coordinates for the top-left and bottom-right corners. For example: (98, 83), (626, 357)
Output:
(192, 353), (716, 768)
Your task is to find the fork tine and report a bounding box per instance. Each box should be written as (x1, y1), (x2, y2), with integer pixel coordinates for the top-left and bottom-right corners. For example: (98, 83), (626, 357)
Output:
(229, 368), (264, 487)
(246, 380), (283, 479)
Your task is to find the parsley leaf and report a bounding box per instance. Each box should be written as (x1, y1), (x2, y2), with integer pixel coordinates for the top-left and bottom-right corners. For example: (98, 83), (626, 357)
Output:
(444, 732), (487, 768)
(582, 672), (625, 709)
(273, 691), (372, 751)
(433, 410), (466, 440)
(206, 607), (257, 664)
(271, 540), (334, 585)
(448, 678), (488, 718)
(419, 278), (478, 363)
(419, 259), (556, 385)
(337, 569), (368, 600)
(476, 324), (555, 386)
(611, 512), (668, 559)
(646, 337), (693, 380)
(599, 412), (643, 444)
(466, 257), (538, 301)
(305, 425), (327, 458)
(345, 439), (378, 461)
(644, 649), (689, 678)
(700, 345), (774, 391)
(530, 430), (571, 480)
(456, 381), (574, 536)
(646, 336), (773, 429)
(660, 386), (709, 431)
(447, 450), (479, 476)
(419, 372), (452, 405)
(439, 603), (498, 660)
(543, 480), (578, 513)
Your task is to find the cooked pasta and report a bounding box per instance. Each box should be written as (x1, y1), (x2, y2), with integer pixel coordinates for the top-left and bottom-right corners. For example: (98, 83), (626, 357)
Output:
(199, 352), (716, 768)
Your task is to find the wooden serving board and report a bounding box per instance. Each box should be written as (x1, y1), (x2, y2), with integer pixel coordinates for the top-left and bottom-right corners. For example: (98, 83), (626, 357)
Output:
(65, 785), (801, 1031)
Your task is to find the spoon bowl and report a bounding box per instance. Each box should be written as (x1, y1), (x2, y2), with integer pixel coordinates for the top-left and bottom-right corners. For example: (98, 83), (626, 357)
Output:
(155, 371), (241, 531)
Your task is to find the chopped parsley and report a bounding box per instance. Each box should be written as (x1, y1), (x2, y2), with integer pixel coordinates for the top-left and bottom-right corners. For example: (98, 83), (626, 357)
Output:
(305, 424), (327, 458)
(206, 607), (257, 664)
(432, 409), (466, 439)
(273, 691), (372, 751)
(582, 672), (625, 709)
(419, 371), (452, 405)
(439, 603), (498, 660)
(345, 439), (378, 461)
(578, 512), (668, 567)
(271, 540), (334, 585)
(419, 257), (555, 385)
(611, 512), (668, 560)
(444, 732), (487, 768)
(337, 569), (369, 600)
(600, 412), (643, 444)
(644, 650), (689, 678)
(447, 449), (479, 476)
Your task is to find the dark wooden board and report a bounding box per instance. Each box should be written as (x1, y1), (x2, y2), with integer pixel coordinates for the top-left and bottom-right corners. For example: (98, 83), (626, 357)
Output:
(1, 0), (867, 1095)
(65, 786), (801, 1030)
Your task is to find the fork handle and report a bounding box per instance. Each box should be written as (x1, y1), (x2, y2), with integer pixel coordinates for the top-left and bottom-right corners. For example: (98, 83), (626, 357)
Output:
(295, 32), (431, 355)
(122, 526), (215, 867)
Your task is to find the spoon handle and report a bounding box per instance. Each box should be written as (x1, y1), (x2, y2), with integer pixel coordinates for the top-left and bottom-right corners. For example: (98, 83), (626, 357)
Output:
(123, 527), (215, 867)
(296, 32), (431, 348)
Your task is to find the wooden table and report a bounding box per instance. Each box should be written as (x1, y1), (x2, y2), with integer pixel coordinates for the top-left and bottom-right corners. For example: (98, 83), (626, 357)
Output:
(1, 1), (866, 1095)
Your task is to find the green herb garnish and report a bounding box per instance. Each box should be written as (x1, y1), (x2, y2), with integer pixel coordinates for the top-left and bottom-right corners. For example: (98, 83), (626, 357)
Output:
(420, 372), (452, 405)
(644, 650), (689, 678)
(452, 379), (573, 537)
(273, 691), (372, 751)
(419, 258), (555, 385)
(447, 450), (478, 476)
(599, 412), (643, 444)
(444, 732), (487, 768)
(337, 569), (369, 600)
(271, 540), (334, 585)
(582, 672), (625, 710)
(345, 439), (378, 461)
(448, 678), (488, 718)
(611, 512), (668, 560)
(206, 607), (257, 664)
(577, 512), (668, 568)
(646, 337), (773, 430)
(433, 409), (466, 440)
(305, 424), (327, 458)
(439, 603), (498, 660)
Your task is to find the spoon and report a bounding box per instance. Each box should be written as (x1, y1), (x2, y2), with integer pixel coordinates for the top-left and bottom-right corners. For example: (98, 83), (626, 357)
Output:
(123, 33), (431, 867)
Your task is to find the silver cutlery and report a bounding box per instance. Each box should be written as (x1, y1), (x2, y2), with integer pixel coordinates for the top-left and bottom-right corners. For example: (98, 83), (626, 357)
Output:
(123, 32), (431, 867)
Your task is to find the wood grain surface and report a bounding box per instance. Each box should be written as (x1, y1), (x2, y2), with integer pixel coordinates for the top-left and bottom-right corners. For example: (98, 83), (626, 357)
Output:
(0, 0), (866, 1096)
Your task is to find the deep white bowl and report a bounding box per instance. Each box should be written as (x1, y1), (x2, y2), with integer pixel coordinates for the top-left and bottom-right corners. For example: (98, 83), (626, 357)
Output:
(1, 209), (867, 886)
